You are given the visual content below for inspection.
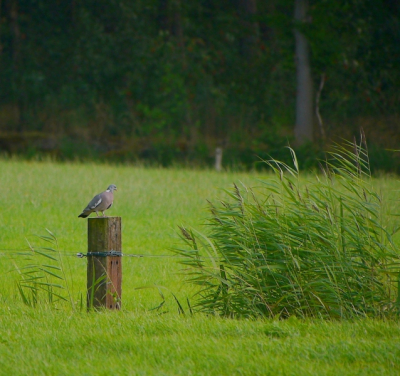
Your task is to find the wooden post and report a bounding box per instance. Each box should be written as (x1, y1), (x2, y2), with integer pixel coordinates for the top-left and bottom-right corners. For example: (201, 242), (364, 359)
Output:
(87, 217), (122, 310)
(215, 147), (223, 172)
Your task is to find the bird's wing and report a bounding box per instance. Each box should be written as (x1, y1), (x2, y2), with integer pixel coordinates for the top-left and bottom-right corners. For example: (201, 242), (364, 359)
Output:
(83, 193), (103, 212)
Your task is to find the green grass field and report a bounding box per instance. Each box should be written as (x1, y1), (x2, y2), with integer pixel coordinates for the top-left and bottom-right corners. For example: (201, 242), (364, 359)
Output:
(0, 159), (399, 375)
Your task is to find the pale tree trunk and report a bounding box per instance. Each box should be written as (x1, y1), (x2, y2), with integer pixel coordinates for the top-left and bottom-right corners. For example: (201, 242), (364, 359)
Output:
(294, 0), (313, 145)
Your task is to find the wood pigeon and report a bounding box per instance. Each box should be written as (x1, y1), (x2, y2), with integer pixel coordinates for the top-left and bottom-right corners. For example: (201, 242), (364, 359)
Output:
(78, 184), (117, 218)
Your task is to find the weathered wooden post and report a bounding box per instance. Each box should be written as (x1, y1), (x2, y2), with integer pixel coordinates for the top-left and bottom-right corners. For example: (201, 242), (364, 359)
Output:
(87, 217), (122, 310)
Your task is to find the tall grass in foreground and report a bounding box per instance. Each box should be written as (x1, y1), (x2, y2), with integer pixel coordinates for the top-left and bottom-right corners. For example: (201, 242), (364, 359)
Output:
(176, 140), (400, 318)
(13, 230), (76, 309)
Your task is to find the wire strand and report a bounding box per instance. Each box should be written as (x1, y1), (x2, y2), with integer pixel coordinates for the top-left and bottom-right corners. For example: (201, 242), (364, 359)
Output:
(0, 248), (185, 259)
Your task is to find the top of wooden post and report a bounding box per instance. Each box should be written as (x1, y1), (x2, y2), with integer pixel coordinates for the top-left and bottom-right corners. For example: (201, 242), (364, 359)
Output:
(88, 216), (121, 220)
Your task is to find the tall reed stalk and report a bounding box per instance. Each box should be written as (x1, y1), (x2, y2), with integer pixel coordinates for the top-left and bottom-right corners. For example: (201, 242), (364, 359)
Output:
(176, 140), (400, 318)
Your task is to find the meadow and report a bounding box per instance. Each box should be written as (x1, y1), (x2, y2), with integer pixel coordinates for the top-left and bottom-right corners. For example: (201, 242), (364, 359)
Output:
(0, 158), (399, 375)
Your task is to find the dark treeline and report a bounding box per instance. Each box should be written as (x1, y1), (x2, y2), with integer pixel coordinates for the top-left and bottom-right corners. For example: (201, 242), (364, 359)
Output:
(0, 0), (399, 170)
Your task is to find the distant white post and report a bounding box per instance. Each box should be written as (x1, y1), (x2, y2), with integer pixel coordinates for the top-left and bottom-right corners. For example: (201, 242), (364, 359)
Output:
(215, 147), (223, 172)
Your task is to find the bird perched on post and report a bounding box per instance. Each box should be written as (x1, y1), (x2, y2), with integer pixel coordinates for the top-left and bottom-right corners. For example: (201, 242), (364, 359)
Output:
(78, 184), (117, 218)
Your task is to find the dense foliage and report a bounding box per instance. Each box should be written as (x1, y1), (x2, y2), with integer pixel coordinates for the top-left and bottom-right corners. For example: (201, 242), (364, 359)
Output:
(0, 0), (399, 167)
(176, 141), (400, 318)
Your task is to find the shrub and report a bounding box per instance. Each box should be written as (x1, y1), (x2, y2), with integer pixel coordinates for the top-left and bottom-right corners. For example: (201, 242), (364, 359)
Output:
(176, 140), (400, 318)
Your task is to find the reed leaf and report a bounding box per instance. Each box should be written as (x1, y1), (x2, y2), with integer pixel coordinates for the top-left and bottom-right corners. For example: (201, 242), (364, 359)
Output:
(13, 232), (74, 309)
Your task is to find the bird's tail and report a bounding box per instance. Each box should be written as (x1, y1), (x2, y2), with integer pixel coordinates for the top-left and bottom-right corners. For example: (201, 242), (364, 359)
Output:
(78, 213), (88, 218)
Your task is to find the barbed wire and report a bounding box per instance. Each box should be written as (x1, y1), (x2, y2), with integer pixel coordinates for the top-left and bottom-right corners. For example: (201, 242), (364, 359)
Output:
(0, 248), (186, 259)
(0, 251), (217, 260)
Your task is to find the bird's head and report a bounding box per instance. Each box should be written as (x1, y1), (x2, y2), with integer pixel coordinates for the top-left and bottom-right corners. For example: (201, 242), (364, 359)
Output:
(107, 184), (118, 192)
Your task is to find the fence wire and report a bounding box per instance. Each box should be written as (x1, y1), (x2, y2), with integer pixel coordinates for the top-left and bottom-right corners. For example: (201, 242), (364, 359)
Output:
(0, 248), (184, 259)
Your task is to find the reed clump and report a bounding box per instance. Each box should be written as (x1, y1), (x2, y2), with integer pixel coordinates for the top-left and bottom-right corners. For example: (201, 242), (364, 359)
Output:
(176, 140), (400, 318)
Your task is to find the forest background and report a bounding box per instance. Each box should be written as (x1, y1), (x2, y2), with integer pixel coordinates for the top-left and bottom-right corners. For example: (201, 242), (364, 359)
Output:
(0, 0), (399, 171)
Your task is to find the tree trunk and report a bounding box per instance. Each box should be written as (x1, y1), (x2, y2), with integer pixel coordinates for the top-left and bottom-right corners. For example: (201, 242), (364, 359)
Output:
(294, 0), (313, 145)
(156, 1), (196, 149)
(236, 0), (259, 59)
(157, 0), (169, 33)
(9, 0), (23, 131)
(171, 0), (198, 151)
(0, 0), (2, 56)
(9, 0), (20, 66)
(171, 0), (186, 67)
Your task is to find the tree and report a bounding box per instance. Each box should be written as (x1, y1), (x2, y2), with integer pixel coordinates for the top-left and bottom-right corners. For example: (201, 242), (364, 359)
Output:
(294, 0), (313, 145)
(235, 0), (259, 59)
(9, 0), (23, 131)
